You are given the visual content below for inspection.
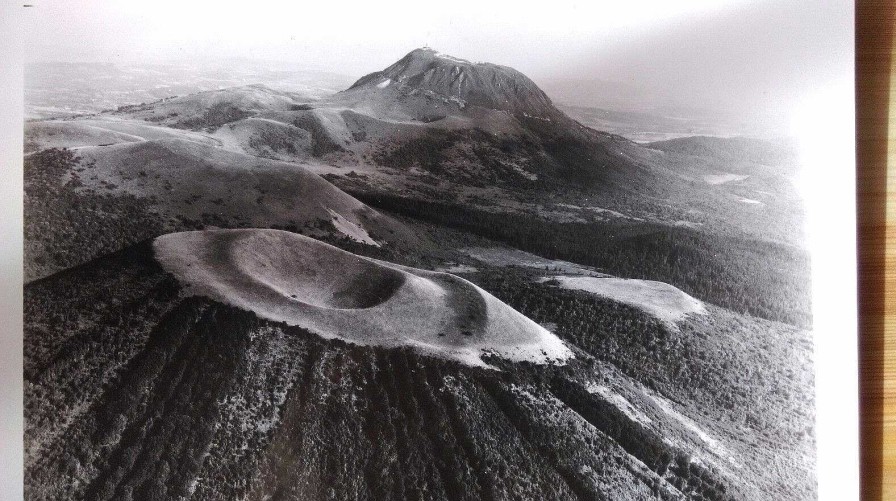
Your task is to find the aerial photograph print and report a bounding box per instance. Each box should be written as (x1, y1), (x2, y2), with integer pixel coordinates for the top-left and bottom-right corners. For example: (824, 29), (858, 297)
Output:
(20, 1), (855, 500)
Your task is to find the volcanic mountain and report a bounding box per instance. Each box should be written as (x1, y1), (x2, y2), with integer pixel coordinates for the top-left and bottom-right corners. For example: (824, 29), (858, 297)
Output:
(345, 47), (557, 118)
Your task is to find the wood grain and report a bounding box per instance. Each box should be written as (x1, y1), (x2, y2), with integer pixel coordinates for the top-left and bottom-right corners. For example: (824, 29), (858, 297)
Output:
(858, 1), (895, 499)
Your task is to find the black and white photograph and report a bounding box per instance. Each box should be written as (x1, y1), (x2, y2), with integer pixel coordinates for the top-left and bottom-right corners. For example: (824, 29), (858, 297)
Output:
(13, 1), (857, 499)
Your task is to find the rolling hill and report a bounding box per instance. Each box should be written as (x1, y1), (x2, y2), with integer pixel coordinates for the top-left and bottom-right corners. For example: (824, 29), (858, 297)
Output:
(24, 138), (415, 281)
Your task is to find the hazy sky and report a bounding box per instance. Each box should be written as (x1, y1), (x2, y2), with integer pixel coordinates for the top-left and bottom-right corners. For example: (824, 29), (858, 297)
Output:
(22, 0), (852, 121)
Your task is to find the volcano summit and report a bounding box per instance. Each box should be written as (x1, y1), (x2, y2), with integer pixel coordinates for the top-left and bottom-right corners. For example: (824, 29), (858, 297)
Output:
(346, 47), (557, 117)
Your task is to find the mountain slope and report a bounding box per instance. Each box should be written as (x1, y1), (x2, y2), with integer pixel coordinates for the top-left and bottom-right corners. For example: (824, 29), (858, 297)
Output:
(24, 141), (414, 281)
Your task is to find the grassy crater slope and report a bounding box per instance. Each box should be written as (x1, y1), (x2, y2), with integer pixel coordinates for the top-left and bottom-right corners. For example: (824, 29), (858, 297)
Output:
(154, 229), (571, 367)
(23, 145), (415, 281)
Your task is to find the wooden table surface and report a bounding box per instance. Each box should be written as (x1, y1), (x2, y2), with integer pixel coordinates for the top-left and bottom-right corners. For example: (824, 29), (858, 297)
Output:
(858, 1), (895, 499)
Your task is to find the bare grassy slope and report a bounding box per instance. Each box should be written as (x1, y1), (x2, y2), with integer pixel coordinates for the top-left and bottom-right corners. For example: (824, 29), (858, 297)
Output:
(23, 141), (414, 281)
(74, 139), (390, 229)
(543, 276), (707, 327)
(24, 117), (220, 153)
